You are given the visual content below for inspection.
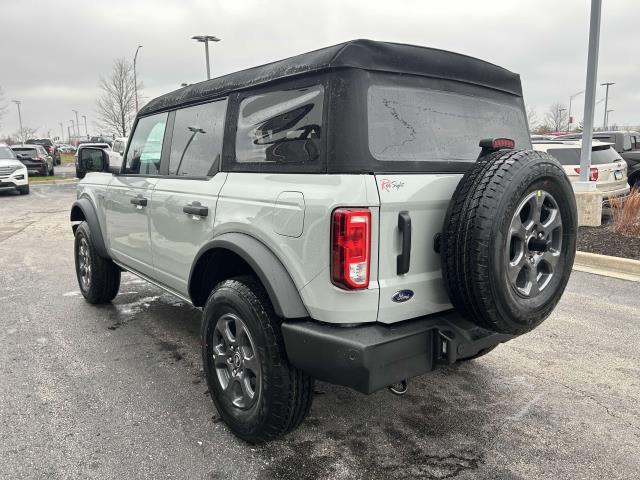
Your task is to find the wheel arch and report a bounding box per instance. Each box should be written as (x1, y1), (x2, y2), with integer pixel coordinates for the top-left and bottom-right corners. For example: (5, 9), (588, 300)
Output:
(189, 233), (309, 319)
(70, 197), (110, 259)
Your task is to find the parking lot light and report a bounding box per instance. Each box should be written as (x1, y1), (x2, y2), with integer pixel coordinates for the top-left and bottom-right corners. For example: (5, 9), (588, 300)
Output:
(73, 110), (80, 139)
(577, 0), (603, 190)
(12, 100), (24, 144)
(134, 45), (142, 112)
(601, 83), (615, 129)
(192, 35), (220, 80)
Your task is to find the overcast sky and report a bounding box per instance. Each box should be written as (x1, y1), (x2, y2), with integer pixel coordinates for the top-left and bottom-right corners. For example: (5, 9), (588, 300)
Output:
(1, 0), (638, 139)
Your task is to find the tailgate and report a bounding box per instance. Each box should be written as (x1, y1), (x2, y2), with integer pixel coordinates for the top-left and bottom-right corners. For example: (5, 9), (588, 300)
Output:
(374, 174), (461, 323)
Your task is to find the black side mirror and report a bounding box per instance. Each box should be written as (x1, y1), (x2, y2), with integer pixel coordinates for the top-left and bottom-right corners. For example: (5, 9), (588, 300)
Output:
(79, 148), (109, 173)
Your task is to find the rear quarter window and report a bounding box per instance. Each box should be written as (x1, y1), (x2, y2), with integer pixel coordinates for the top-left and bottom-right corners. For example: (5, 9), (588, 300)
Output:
(368, 85), (530, 162)
(232, 84), (324, 172)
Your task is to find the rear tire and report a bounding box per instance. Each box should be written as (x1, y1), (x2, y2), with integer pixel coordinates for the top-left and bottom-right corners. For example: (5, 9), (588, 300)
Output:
(441, 149), (577, 335)
(74, 221), (120, 304)
(201, 276), (314, 443)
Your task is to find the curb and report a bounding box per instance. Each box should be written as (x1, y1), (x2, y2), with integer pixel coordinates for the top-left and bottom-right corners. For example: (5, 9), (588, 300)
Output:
(30, 178), (78, 186)
(573, 251), (640, 282)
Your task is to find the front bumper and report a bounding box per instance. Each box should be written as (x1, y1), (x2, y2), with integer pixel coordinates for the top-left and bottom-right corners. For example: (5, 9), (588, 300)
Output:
(282, 310), (514, 394)
(0, 171), (28, 189)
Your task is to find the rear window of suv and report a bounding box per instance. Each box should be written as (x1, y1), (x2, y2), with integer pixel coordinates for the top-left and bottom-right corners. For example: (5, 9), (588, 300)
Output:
(368, 84), (530, 163)
(547, 146), (621, 165)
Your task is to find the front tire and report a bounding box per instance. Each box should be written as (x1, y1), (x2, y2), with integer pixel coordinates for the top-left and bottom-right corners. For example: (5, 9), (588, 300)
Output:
(74, 221), (120, 304)
(202, 276), (313, 443)
(18, 185), (29, 195)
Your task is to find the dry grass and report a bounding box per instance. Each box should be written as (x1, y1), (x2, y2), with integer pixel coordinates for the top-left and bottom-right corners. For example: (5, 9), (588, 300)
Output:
(609, 187), (640, 237)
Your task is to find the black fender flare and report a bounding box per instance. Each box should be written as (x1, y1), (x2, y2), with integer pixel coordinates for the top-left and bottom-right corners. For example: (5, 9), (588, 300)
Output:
(189, 233), (309, 319)
(70, 197), (110, 259)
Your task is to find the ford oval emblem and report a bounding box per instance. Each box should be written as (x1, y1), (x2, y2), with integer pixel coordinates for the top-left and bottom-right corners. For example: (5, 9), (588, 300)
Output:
(392, 290), (414, 303)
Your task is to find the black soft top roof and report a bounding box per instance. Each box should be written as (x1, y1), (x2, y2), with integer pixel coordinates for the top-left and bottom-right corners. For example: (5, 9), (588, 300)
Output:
(139, 39), (523, 116)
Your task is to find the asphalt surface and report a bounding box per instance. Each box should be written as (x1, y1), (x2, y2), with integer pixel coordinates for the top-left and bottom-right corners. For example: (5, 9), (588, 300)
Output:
(1, 183), (638, 480)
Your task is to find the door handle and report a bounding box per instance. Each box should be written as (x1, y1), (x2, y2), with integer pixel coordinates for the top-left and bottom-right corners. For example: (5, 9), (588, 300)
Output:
(183, 201), (209, 217)
(397, 211), (411, 275)
(130, 195), (147, 207)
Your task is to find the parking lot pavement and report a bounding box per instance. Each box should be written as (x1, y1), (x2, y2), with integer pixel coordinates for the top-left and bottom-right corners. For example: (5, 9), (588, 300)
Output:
(1, 183), (638, 480)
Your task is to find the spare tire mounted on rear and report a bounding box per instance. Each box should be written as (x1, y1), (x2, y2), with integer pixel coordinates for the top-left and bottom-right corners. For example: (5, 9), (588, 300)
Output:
(441, 149), (577, 335)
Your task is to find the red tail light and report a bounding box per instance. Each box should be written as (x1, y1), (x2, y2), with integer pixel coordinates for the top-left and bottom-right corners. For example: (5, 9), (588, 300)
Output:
(331, 208), (371, 290)
(574, 167), (599, 182)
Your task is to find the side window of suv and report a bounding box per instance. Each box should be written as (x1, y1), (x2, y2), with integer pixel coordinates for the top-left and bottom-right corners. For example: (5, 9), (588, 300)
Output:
(234, 85), (323, 170)
(168, 99), (227, 177)
(124, 113), (168, 175)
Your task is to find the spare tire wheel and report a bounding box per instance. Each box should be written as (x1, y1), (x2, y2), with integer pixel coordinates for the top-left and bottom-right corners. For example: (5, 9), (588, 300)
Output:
(441, 149), (577, 335)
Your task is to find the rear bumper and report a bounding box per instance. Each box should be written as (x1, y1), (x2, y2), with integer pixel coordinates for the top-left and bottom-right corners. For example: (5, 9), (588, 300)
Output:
(282, 310), (514, 394)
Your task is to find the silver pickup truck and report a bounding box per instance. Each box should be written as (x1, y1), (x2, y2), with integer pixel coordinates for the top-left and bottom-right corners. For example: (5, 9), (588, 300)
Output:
(70, 40), (577, 443)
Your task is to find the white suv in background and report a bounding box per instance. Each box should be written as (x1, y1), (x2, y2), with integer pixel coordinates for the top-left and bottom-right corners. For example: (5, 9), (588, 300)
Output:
(0, 144), (29, 195)
(110, 137), (128, 171)
(533, 140), (630, 205)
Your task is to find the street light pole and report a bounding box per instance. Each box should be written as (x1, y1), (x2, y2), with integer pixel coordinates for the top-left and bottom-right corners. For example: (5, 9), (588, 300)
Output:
(192, 35), (220, 80)
(568, 90), (584, 132)
(70, 120), (76, 139)
(577, 0), (602, 188)
(72, 110), (80, 139)
(558, 108), (567, 131)
(12, 100), (24, 144)
(605, 109), (614, 129)
(82, 115), (88, 137)
(59, 122), (64, 142)
(133, 45), (142, 112)
(601, 82), (614, 130)
(67, 125), (71, 143)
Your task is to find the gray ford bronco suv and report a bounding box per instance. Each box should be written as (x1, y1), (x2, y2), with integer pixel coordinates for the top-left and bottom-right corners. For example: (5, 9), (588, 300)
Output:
(70, 40), (577, 442)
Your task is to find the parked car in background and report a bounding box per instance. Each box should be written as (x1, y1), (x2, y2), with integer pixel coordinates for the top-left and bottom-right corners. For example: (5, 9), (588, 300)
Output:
(110, 137), (128, 171)
(11, 144), (54, 176)
(0, 144), (29, 194)
(533, 140), (630, 207)
(554, 131), (640, 188)
(88, 136), (113, 147)
(530, 134), (554, 141)
(56, 143), (77, 154)
(25, 138), (61, 165)
(74, 143), (117, 178)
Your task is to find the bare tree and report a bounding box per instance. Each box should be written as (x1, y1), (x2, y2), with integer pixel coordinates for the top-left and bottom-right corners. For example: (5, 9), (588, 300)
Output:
(526, 106), (539, 131)
(96, 58), (140, 137)
(14, 126), (37, 143)
(545, 102), (568, 132)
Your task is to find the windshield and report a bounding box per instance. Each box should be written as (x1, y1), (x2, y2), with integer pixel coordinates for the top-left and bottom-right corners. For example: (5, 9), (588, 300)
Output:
(547, 147), (621, 165)
(368, 84), (530, 162)
(0, 146), (16, 159)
